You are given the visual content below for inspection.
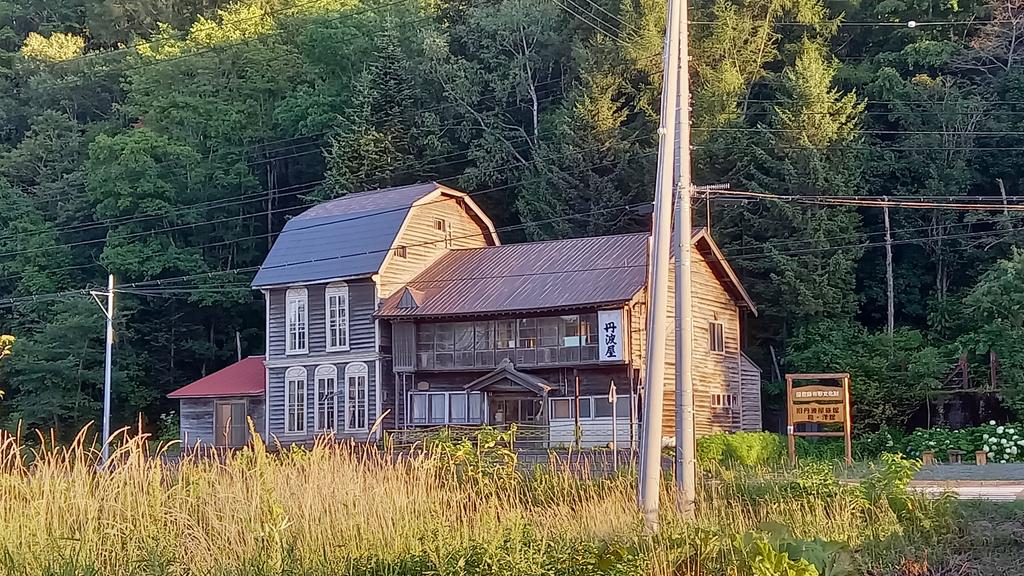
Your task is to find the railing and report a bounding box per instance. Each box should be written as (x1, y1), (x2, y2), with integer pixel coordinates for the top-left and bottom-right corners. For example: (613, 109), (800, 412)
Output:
(388, 424), (550, 448)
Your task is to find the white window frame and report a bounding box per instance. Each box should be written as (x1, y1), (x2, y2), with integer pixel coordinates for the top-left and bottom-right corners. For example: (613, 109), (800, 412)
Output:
(285, 288), (308, 355)
(549, 396), (631, 421)
(284, 366), (307, 434)
(314, 365), (337, 432)
(407, 391), (483, 426)
(325, 282), (350, 352)
(709, 321), (725, 353)
(344, 362), (369, 432)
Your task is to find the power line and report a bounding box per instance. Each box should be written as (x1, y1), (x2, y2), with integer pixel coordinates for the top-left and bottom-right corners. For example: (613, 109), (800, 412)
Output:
(709, 189), (1024, 211)
(0, 132), (658, 260)
(0, 198), (654, 305)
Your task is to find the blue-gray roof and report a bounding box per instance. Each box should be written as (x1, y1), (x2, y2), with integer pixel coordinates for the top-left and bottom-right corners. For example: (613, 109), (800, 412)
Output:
(251, 182), (441, 288)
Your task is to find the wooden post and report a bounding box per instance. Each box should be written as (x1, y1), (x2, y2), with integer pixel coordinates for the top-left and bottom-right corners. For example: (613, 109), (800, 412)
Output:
(883, 199), (894, 338)
(573, 369), (581, 451)
(843, 376), (853, 467)
(786, 375), (796, 466)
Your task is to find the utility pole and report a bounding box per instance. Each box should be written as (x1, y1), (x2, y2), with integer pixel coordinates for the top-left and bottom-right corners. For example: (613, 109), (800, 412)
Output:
(883, 198), (894, 337)
(672, 0), (696, 517)
(639, 0), (683, 533)
(91, 274), (115, 467)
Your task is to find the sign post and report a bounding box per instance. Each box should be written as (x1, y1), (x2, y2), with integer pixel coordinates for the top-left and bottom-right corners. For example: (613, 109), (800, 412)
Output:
(609, 379), (618, 472)
(785, 373), (853, 466)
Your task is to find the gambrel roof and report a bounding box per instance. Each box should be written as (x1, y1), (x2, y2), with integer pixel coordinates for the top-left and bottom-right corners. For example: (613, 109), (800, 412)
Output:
(251, 182), (497, 288)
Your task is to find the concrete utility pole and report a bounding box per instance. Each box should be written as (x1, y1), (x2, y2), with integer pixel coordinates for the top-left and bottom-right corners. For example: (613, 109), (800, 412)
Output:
(91, 274), (115, 467)
(672, 0), (697, 518)
(639, 0), (683, 532)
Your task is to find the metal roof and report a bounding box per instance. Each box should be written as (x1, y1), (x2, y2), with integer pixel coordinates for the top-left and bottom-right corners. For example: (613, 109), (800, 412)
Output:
(377, 233), (650, 318)
(168, 356), (266, 399)
(251, 182), (442, 288)
(377, 228), (757, 318)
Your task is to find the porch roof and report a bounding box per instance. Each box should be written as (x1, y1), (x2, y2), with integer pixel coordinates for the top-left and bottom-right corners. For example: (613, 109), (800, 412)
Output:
(464, 359), (554, 396)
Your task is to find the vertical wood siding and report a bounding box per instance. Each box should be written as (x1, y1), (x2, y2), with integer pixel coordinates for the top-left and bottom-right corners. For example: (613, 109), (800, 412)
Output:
(378, 195), (495, 299)
(739, 353), (763, 431)
(266, 361), (378, 445)
(266, 279), (377, 359)
(179, 396), (265, 448)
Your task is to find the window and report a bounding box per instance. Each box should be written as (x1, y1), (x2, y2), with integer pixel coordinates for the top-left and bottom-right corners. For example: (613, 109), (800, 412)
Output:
(580, 314), (599, 362)
(454, 322), (475, 367)
(344, 362), (369, 431)
(434, 218), (448, 232)
(393, 245), (408, 258)
(285, 367), (307, 434)
(550, 398), (573, 420)
(711, 393), (734, 409)
(325, 283), (349, 352)
(285, 288), (308, 354)
(709, 321), (725, 353)
(553, 396), (631, 420)
(408, 392), (483, 425)
(314, 365), (337, 432)
(416, 324), (435, 369)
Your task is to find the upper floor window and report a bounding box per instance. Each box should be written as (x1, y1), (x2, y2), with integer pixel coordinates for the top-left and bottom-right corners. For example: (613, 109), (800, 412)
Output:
(314, 365), (337, 432)
(286, 288), (308, 354)
(325, 283), (350, 352)
(433, 218), (447, 232)
(393, 245), (408, 259)
(285, 366), (307, 434)
(344, 362), (369, 431)
(709, 321), (725, 353)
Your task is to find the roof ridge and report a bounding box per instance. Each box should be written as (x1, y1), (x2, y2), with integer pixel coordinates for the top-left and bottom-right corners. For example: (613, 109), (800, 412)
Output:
(321, 181), (438, 203)
(446, 231), (649, 253)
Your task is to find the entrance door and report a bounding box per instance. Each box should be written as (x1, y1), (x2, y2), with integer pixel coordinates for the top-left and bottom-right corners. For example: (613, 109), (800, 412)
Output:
(488, 396), (544, 426)
(215, 401), (248, 447)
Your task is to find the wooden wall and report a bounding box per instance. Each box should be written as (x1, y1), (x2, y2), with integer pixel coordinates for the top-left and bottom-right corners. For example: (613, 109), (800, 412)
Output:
(739, 353), (763, 431)
(266, 360), (378, 445)
(179, 396), (265, 449)
(646, 245), (743, 439)
(378, 193), (496, 298)
(266, 279), (377, 359)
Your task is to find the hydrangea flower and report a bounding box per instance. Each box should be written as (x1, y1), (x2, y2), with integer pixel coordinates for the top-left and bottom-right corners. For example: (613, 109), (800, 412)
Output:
(998, 426), (1005, 434)
(991, 420), (997, 425)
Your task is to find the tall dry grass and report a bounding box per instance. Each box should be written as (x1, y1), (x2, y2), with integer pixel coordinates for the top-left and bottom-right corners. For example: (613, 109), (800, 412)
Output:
(0, 427), (953, 576)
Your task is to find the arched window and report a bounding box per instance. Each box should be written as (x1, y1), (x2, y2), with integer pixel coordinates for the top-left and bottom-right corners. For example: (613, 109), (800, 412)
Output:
(286, 288), (308, 354)
(314, 365), (338, 432)
(344, 362), (369, 431)
(284, 367), (307, 433)
(325, 282), (350, 352)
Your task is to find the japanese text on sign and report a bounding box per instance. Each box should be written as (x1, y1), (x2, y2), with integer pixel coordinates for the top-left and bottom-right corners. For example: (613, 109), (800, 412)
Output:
(792, 403), (843, 423)
(596, 310), (624, 362)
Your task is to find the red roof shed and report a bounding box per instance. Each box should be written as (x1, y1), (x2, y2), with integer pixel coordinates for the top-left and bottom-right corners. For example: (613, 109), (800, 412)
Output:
(168, 356), (266, 399)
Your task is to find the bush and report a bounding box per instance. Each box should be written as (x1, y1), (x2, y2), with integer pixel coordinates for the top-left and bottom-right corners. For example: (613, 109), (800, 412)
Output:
(902, 421), (1024, 463)
(697, 432), (785, 467)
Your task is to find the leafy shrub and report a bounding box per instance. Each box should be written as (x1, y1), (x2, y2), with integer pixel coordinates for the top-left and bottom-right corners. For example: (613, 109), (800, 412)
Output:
(795, 437), (844, 462)
(697, 432), (785, 466)
(851, 427), (903, 460)
(902, 421), (1024, 463)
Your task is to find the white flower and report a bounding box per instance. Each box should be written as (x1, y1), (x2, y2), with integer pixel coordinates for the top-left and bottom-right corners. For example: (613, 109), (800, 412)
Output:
(985, 445), (991, 452)
(1002, 439), (1010, 445)
(929, 441), (936, 446)
(984, 434), (990, 441)
(1012, 446), (1019, 455)
(991, 420), (998, 425)
(998, 426), (1005, 434)
(1018, 440), (1024, 446)
(1009, 428), (1017, 435)
(1001, 459), (1008, 463)
(886, 440), (894, 447)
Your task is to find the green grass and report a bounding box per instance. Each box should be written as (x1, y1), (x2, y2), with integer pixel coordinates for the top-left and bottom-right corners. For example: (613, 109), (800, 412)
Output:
(0, 427), (975, 576)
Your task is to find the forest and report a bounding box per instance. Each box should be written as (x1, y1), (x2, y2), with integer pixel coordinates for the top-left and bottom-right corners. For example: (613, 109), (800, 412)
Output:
(1, 0), (1024, 439)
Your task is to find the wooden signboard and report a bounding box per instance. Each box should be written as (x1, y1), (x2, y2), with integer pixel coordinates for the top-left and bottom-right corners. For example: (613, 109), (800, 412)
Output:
(785, 373), (853, 466)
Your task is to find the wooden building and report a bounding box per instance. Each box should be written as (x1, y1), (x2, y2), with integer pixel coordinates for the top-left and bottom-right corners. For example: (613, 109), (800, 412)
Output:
(170, 182), (762, 448)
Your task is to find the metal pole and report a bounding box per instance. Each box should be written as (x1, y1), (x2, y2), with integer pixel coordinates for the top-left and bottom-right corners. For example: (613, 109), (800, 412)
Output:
(639, 0), (682, 533)
(101, 274), (114, 467)
(672, 0), (696, 518)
